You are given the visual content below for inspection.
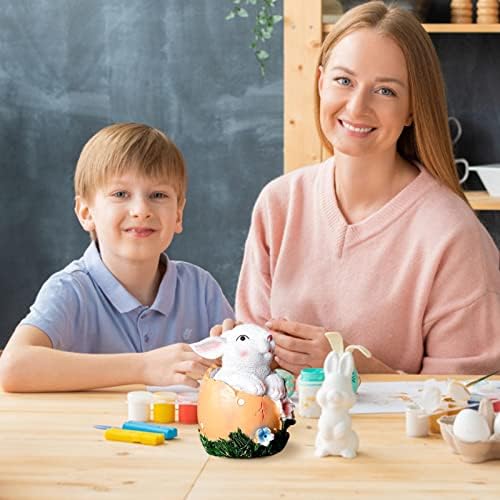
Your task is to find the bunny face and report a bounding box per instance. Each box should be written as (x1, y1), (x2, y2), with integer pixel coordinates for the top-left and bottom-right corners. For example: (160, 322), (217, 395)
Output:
(320, 381), (356, 411)
(192, 324), (275, 372)
(222, 324), (275, 362)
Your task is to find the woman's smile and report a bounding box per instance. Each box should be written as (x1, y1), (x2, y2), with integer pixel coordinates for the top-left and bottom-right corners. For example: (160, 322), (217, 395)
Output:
(338, 118), (376, 136)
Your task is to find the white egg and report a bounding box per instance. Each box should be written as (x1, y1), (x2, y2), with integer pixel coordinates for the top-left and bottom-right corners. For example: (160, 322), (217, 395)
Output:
(494, 413), (500, 435)
(453, 409), (492, 443)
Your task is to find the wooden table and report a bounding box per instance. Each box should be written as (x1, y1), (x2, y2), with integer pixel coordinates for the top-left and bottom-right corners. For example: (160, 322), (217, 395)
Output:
(1, 375), (499, 499)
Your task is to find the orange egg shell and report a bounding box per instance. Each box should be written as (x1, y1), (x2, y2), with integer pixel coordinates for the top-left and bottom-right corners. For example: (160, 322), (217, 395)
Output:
(198, 374), (282, 441)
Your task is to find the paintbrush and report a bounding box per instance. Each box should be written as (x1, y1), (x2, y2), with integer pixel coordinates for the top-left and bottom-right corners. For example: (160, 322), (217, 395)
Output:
(465, 370), (500, 388)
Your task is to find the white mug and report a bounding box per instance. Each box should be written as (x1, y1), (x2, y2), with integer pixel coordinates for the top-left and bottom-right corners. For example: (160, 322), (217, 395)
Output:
(448, 116), (462, 146)
(455, 157), (470, 184)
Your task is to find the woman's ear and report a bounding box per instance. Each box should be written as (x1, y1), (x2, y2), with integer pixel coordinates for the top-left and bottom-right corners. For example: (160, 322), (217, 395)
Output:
(317, 65), (325, 97)
(74, 196), (96, 234)
(405, 114), (413, 127)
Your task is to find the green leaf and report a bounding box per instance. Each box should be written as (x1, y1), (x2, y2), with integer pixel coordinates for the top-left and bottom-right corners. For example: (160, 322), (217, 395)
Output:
(225, 11), (236, 20)
(237, 7), (249, 17)
(272, 15), (282, 24)
(256, 49), (269, 61)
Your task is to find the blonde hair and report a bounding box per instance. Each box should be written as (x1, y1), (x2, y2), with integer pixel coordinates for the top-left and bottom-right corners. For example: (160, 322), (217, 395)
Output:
(315, 1), (469, 205)
(74, 122), (186, 204)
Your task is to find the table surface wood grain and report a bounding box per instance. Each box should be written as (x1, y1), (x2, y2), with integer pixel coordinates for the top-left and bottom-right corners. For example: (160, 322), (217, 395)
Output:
(1, 375), (499, 499)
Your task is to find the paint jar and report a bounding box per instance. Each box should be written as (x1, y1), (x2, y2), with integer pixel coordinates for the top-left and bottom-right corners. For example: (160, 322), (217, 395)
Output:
(297, 368), (325, 418)
(127, 391), (153, 422)
(177, 392), (198, 424)
(406, 405), (429, 437)
(152, 392), (176, 424)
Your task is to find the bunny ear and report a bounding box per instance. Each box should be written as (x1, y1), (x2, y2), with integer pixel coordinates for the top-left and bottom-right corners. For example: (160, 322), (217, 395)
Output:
(324, 351), (339, 375)
(339, 352), (354, 377)
(324, 331), (344, 354)
(191, 337), (226, 359)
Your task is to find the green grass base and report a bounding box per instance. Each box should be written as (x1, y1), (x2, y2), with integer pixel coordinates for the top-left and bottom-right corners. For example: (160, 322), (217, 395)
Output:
(199, 419), (296, 459)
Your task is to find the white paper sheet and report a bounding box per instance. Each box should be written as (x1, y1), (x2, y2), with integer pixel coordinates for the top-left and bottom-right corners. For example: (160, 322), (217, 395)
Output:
(146, 385), (199, 393)
(351, 381), (449, 414)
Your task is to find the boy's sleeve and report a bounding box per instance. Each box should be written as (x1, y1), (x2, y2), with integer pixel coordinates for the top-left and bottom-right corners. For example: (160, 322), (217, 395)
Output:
(205, 274), (234, 327)
(19, 273), (82, 351)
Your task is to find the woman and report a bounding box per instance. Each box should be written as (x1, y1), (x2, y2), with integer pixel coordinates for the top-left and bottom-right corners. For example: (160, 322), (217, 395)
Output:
(230, 2), (500, 374)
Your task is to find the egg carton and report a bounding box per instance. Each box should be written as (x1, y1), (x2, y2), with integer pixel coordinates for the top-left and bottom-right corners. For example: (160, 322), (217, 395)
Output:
(438, 415), (500, 463)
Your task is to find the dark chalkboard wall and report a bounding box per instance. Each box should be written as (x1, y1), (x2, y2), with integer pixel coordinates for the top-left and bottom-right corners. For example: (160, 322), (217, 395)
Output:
(0, 0), (498, 347)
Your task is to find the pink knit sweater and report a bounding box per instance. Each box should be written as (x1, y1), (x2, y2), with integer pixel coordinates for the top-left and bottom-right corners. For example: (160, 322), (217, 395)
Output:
(236, 158), (500, 374)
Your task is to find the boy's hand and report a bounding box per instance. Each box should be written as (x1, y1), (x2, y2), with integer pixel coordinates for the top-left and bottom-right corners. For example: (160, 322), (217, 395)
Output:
(142, 343), (213, 388)
(209, 318), (240, 337)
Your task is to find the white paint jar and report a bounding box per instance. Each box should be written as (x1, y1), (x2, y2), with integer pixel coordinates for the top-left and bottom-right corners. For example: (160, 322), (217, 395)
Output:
(127, 391), (153, 422)
(297, 368), (324, 418)
(406, 405), (429, 437)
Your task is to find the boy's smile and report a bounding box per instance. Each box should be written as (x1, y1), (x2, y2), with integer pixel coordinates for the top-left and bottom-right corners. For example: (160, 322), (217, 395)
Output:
(75, 172), (184, 277)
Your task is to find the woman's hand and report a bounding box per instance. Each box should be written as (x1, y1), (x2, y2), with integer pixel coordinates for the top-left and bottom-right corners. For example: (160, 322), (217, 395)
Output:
(142, 343), (213, 387)
(265, 318), (398, 375)
(265, 319), (331, 376)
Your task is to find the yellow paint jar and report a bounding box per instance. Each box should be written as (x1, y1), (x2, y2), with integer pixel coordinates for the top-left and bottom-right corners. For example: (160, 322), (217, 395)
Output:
(152, 392), (176, 423)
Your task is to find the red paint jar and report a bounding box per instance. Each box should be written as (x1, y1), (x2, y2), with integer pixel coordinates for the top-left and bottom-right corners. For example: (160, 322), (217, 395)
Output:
(178, 403), (198, 424)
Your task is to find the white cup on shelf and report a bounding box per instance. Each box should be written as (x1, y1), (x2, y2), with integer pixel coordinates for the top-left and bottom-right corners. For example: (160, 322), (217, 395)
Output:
(455, 158), (500, 197)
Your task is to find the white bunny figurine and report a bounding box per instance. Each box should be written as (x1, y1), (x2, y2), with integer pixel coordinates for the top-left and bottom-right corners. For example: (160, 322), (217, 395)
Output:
(315, 351), (359, 459)
(191, 324), (286, 400)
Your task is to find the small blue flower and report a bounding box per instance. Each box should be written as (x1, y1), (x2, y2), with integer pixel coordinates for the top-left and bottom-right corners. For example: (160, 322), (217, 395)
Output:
(255, 427), (275, 447)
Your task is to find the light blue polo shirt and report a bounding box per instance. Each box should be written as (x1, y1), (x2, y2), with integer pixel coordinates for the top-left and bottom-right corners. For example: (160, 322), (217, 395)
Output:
(20, 242), (234, 353)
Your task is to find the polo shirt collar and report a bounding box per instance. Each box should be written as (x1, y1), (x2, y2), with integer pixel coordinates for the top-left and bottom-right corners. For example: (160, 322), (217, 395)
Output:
(83, 242), (176, 315)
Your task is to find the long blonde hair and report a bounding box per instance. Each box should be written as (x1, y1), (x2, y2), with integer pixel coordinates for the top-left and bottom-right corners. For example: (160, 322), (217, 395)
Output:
(315, 1), (469, 205)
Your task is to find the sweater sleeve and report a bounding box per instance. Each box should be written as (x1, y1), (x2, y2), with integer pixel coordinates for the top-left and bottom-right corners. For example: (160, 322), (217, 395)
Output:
(421, 222), (500, 375)
(422, 291), (500, 374)
(235, 192), (273, 326)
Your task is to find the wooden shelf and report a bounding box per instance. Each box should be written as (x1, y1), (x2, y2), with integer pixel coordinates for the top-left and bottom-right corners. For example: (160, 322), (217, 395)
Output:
(423, 23), (500, 33)
(465, 191), (500, 211)
(323, 23), (500, 35)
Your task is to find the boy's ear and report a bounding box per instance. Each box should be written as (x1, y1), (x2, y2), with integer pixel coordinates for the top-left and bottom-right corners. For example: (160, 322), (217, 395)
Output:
(74, 196), (96, 233)
(175, 198), (186, 234)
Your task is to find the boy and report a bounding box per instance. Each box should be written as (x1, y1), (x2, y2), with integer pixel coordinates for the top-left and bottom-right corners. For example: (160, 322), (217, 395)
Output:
(0, 123), (234, 392)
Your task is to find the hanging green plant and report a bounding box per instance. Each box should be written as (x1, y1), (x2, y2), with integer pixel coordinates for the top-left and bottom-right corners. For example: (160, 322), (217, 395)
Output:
(226, 0), (283, 76)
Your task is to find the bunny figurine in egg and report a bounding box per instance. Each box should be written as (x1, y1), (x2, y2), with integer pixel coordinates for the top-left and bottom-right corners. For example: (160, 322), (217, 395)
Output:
(191, 324), (295, 458)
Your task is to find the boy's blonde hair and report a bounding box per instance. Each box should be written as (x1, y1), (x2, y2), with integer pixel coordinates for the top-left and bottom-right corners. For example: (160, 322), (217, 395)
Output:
(74, 122), (187, 204)
(315, 1), (469, 206)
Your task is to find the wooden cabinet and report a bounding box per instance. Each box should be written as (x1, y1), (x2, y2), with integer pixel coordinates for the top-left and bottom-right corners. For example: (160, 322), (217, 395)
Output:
(283, 1), (500, 210)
